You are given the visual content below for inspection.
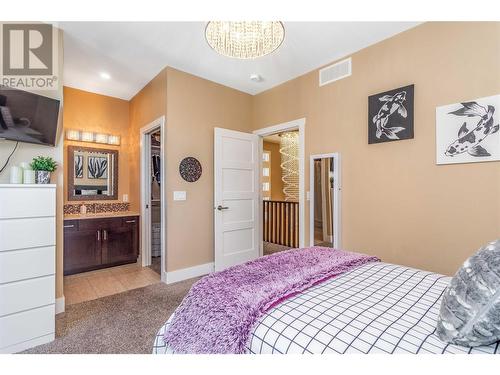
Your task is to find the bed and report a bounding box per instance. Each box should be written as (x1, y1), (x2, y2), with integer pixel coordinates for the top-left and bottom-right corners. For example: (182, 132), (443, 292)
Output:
(153, 262), (500, 354)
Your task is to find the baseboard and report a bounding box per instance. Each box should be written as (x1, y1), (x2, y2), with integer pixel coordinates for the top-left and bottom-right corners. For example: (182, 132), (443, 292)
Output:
(55, 296), (65, 314)
(165, 262), (214, 284)
(0, 333), (54, 354)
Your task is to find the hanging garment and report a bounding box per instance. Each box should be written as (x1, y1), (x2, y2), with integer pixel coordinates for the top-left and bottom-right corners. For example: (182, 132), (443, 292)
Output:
(152, 154), (161, 185)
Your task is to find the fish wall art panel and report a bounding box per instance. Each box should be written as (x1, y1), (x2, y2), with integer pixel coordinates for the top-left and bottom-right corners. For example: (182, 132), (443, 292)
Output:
(436, 94), (500, 165)
(368, 84), (414, 144)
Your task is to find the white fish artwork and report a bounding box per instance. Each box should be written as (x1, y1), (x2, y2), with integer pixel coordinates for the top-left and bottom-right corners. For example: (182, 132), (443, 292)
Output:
(372, 91), (408, 140)
(444, 102), (499, 157)
(436, 94), (500, 165)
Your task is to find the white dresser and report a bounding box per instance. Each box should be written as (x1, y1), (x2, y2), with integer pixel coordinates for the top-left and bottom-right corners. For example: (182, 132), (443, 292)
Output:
(0, 184), (56, 353)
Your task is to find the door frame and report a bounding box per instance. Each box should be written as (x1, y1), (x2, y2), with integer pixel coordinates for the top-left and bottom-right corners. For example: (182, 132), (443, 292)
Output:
(253, 118), (306, 255)
(309, 152), (341, 249)
(140, 116), (166, 283)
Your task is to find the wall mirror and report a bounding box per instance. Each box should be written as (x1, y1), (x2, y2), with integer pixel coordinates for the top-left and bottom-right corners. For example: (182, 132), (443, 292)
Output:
(309, 153), (341, 248)
(67, 145), (118, 201)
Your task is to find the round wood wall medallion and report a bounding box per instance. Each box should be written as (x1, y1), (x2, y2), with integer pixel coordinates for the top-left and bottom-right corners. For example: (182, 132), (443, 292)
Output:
(179, 157), (202, 182)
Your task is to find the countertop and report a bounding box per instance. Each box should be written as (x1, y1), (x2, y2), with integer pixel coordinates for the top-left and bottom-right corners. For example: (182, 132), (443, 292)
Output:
(64, 211), (140, 220)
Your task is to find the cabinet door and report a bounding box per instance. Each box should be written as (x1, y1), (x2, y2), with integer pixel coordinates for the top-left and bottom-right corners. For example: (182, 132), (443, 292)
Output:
(102, 224), (138, 265)
(64, 229), (101, 275)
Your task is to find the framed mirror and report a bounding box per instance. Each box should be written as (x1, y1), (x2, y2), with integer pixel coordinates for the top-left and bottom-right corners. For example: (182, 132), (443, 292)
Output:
(309, 153), (341, 248)
(67, 145), (118, 201)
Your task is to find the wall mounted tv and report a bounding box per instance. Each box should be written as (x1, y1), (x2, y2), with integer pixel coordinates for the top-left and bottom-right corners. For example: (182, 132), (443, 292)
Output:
(0, 86), (60, 146)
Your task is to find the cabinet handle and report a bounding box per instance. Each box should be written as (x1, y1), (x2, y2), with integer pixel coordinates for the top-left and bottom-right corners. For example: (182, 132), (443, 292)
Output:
(103, 230), (107, 241)
(97, 230), (100, 241)
(125, 220), (136, 223)
(64, 225), (74, 228)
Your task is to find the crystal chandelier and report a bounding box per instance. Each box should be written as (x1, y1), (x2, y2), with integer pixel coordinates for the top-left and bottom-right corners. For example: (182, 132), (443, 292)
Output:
(279, 131), (299, 202)
(205, 21), (285, 59)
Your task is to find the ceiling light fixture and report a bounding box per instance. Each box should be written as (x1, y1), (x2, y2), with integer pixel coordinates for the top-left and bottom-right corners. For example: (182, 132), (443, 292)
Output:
(100, 72), (111, 80)
(205, 21), (285, 59)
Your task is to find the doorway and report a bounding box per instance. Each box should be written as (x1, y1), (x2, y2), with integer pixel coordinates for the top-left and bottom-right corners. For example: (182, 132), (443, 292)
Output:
(254, 118), (306, 256)
(140, 116), (166, 282)
(261, 131), (300, 255)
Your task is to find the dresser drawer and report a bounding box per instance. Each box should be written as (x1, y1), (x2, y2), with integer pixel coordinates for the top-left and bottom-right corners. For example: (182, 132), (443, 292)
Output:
(0, 304), (54, 350)
(0, 246), (55, 284)
(0, 275), (55, 316)
(0, 187), (55, 219)
(0, 217), (55, 252)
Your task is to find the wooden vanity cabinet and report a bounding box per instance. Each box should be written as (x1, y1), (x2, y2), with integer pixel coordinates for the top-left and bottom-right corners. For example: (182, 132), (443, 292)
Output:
(63, 216), (139, 275)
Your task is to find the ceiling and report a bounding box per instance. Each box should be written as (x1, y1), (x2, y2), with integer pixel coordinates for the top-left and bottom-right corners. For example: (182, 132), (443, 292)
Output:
(59, 22), (420, 100)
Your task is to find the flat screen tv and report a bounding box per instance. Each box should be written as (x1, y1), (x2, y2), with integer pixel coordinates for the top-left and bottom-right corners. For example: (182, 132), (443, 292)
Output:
(0, 86), (60, 146)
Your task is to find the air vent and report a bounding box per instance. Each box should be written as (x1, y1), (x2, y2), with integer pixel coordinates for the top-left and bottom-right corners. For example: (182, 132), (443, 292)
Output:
(319, 57), (352, 87)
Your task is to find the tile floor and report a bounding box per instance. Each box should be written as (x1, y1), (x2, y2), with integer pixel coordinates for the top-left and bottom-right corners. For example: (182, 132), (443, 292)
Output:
(64, 263), (161, 305)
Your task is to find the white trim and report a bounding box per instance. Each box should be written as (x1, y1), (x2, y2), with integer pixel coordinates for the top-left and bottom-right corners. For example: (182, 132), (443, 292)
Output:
(55, 296), (65, 314)
(309, 153), (341, 249)
(140, 116), (167, 283)
(165, 262), (214, 284)
(0, 333), (54, 354)
(253, 118), (306, 249)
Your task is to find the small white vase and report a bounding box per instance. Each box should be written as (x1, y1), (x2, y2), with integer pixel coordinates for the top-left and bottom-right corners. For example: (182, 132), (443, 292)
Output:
(23, 170), (36, 184)
(10, 166), (23, 184)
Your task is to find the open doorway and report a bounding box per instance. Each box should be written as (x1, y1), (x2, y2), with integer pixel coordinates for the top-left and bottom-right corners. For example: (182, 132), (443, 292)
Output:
(149, 130), (162, 274)
(254, 118), (306, 257)
(140, 116), (166, 282)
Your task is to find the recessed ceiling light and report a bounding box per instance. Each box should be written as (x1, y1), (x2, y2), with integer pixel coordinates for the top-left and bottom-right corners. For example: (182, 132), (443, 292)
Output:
(100, 72), (111, 80)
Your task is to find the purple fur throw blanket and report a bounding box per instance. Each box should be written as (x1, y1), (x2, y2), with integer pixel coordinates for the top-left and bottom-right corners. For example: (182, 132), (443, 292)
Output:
(163, 247), (379, 354)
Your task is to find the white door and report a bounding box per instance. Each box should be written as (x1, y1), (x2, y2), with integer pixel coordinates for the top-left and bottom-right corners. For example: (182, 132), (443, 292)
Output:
(214, 128), (260, 272)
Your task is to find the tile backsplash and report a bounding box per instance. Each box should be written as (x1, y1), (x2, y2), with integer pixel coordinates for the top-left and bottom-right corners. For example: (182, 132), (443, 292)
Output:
(64, 202), (130, 215)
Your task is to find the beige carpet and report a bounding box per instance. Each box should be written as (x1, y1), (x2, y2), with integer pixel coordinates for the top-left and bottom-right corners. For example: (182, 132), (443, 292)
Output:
(22, 277), (198, 354)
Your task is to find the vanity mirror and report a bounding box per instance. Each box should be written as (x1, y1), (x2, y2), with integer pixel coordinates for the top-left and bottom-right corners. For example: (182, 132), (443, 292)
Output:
(67, 145), (118, 200)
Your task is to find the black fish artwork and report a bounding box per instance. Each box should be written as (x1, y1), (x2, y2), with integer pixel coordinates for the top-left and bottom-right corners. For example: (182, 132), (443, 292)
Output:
(372, 91), (407, 140)
(368, 84), (414, 144)
(445, 102), (499, 158)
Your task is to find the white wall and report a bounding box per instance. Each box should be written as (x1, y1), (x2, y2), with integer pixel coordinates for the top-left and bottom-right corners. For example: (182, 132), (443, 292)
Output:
(0, 24), (65, 299)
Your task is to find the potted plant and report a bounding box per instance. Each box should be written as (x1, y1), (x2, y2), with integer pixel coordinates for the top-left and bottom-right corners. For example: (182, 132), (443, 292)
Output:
(30, 156), (57, 184)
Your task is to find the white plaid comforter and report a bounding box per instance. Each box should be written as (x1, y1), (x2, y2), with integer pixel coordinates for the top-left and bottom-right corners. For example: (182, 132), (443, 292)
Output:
(153, 262), (500, 354)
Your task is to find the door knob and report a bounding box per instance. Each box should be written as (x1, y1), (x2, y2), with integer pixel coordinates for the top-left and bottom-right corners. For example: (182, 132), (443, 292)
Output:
(216, 205), (229, 211)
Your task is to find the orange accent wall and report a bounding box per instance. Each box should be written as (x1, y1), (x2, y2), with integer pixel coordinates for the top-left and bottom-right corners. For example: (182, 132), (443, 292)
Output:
(63, 87), (130, 205)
